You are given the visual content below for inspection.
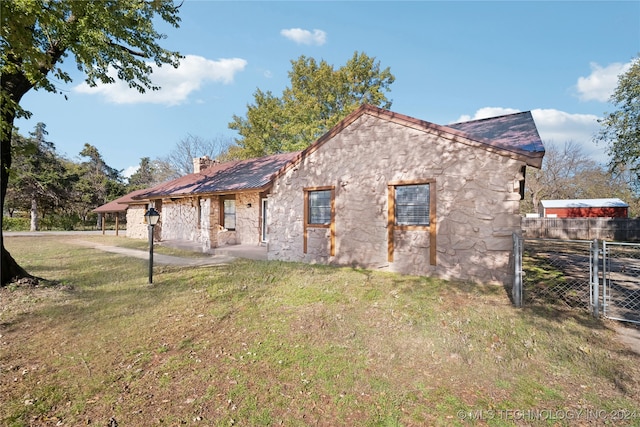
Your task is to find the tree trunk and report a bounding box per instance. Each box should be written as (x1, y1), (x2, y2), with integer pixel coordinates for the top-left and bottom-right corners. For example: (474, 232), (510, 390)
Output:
(2, 70), (36, 286)
(30, 198), (39, 231)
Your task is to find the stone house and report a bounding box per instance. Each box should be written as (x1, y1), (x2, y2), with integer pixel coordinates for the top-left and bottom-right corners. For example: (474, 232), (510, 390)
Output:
(105, 105), (544, 284)
(266, 105), (544, 285)
(126, 152), (298, 251)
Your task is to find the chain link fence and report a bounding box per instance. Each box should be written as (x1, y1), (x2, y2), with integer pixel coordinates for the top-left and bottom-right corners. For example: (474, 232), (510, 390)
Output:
(514, 236), (640, 325)
(521, 238), (595, 311)
(603, 242), (640, 324)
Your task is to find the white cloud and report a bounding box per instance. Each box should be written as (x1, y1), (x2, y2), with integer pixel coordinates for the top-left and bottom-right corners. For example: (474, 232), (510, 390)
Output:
(455, 107), (520, 122)
(73, 55), (248, 106)
(576, 61), (632, 102)
(280, 28), (327, 46)
(456, 107), (607, 164)
(123, 165), (138, 179)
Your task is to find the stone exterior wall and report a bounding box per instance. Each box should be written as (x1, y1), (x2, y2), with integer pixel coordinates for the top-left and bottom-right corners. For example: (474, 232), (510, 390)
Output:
(124, 192), (264, 249)
(126, 205), (148, 239)
(126, 203), (162, 241)
(235, 192), (262, 245)
(267, 114), (526, 285)
(199, 197), (213, 251)
(162, 198), (200, 241)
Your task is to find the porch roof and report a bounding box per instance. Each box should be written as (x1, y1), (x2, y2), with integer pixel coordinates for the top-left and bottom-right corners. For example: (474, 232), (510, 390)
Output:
(134, 151), (300, 200)
(92, 188), (149, 213)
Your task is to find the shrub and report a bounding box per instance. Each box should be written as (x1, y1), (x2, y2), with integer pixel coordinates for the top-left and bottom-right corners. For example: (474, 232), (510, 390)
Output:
(2, 216), (30, 231)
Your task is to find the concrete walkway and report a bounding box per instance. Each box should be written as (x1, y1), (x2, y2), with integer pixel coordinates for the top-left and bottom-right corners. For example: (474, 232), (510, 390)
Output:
(72, 240), (236, 266)
(159, 239), (268, 261)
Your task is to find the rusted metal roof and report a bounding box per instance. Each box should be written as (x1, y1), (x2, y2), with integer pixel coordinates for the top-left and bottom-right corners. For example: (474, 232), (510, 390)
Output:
(446, 111), (545, 158)
(134, 151), (300, 200)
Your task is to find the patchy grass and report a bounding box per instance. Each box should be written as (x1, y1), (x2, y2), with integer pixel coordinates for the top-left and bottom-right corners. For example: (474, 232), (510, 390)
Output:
(1, 235), (639, 426)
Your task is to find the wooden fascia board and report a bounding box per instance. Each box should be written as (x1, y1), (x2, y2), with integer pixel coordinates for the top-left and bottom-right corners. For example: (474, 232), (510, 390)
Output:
(147, 185), (271, 201)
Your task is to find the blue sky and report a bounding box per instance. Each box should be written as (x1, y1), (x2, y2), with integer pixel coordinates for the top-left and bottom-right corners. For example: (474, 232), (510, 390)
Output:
(15, 1), (640, 178)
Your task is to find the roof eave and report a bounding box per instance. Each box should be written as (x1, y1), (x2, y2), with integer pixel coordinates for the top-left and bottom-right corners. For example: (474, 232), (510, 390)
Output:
(140, 184), (273, 201)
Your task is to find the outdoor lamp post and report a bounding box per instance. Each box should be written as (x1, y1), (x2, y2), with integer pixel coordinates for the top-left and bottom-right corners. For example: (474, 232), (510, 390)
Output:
(144, 207), (160, 284)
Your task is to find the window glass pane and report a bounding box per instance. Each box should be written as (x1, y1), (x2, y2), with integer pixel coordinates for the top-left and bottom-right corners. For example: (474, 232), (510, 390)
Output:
(395, 184), (429, 226)
(309, 190), (331, 224)
(224, 199), (236, 229)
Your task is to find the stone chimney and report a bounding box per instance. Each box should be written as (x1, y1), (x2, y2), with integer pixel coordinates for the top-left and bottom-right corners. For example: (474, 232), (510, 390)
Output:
(193, 156), (217, 173)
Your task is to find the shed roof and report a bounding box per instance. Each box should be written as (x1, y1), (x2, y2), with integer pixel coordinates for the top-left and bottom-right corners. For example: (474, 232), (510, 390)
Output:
(134, 151), (300, 200)
(540, 198), (629, 209)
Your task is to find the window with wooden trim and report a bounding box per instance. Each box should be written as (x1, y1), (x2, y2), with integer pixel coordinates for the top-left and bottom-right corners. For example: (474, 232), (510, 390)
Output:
(308, 189), (332, 225)
(395, 184), (430, 226)
(221, 197), (236, 230)
(388, 180), (436, 265)
(303, 186), (335, 256)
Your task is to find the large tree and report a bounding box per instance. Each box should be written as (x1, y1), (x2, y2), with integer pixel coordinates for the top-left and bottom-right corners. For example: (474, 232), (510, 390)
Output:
(1, 0), (181, 285)
(5, 123), (72, 231)
(127, 157), (156, 190)
(228, 51), (395, 159)
(71, 143), (125, 223)
(596, 55), (640, 180)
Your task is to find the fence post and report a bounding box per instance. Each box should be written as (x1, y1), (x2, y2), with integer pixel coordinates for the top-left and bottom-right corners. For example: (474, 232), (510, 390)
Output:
(591, 239), (600, 317)
(513, 233), (523, 307)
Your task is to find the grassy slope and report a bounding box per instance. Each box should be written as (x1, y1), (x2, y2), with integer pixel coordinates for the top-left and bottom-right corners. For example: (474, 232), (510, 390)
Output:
(1, 235), (639, 426)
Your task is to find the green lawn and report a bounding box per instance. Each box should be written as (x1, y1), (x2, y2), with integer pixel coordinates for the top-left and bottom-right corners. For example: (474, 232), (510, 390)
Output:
(1, 235), (639, 426)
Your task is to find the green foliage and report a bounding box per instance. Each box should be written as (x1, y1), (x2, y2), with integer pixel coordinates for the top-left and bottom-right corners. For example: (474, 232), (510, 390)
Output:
(127, 157), (156, 190)
(228, 52), (395, 159)
(1, 216), (29, 231)
(5, 127), (126, 229)
(5, 123), (76, 224)
(597, 55), (640, 180)
(1, 0), (183, 283)
(0, 0), (182, 137)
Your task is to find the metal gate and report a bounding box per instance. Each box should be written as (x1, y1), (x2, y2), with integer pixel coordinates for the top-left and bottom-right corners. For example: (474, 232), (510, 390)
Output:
(602, 241), (640, 324)
(514, 234), (640, 325)
(513, 236), (599, 314)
